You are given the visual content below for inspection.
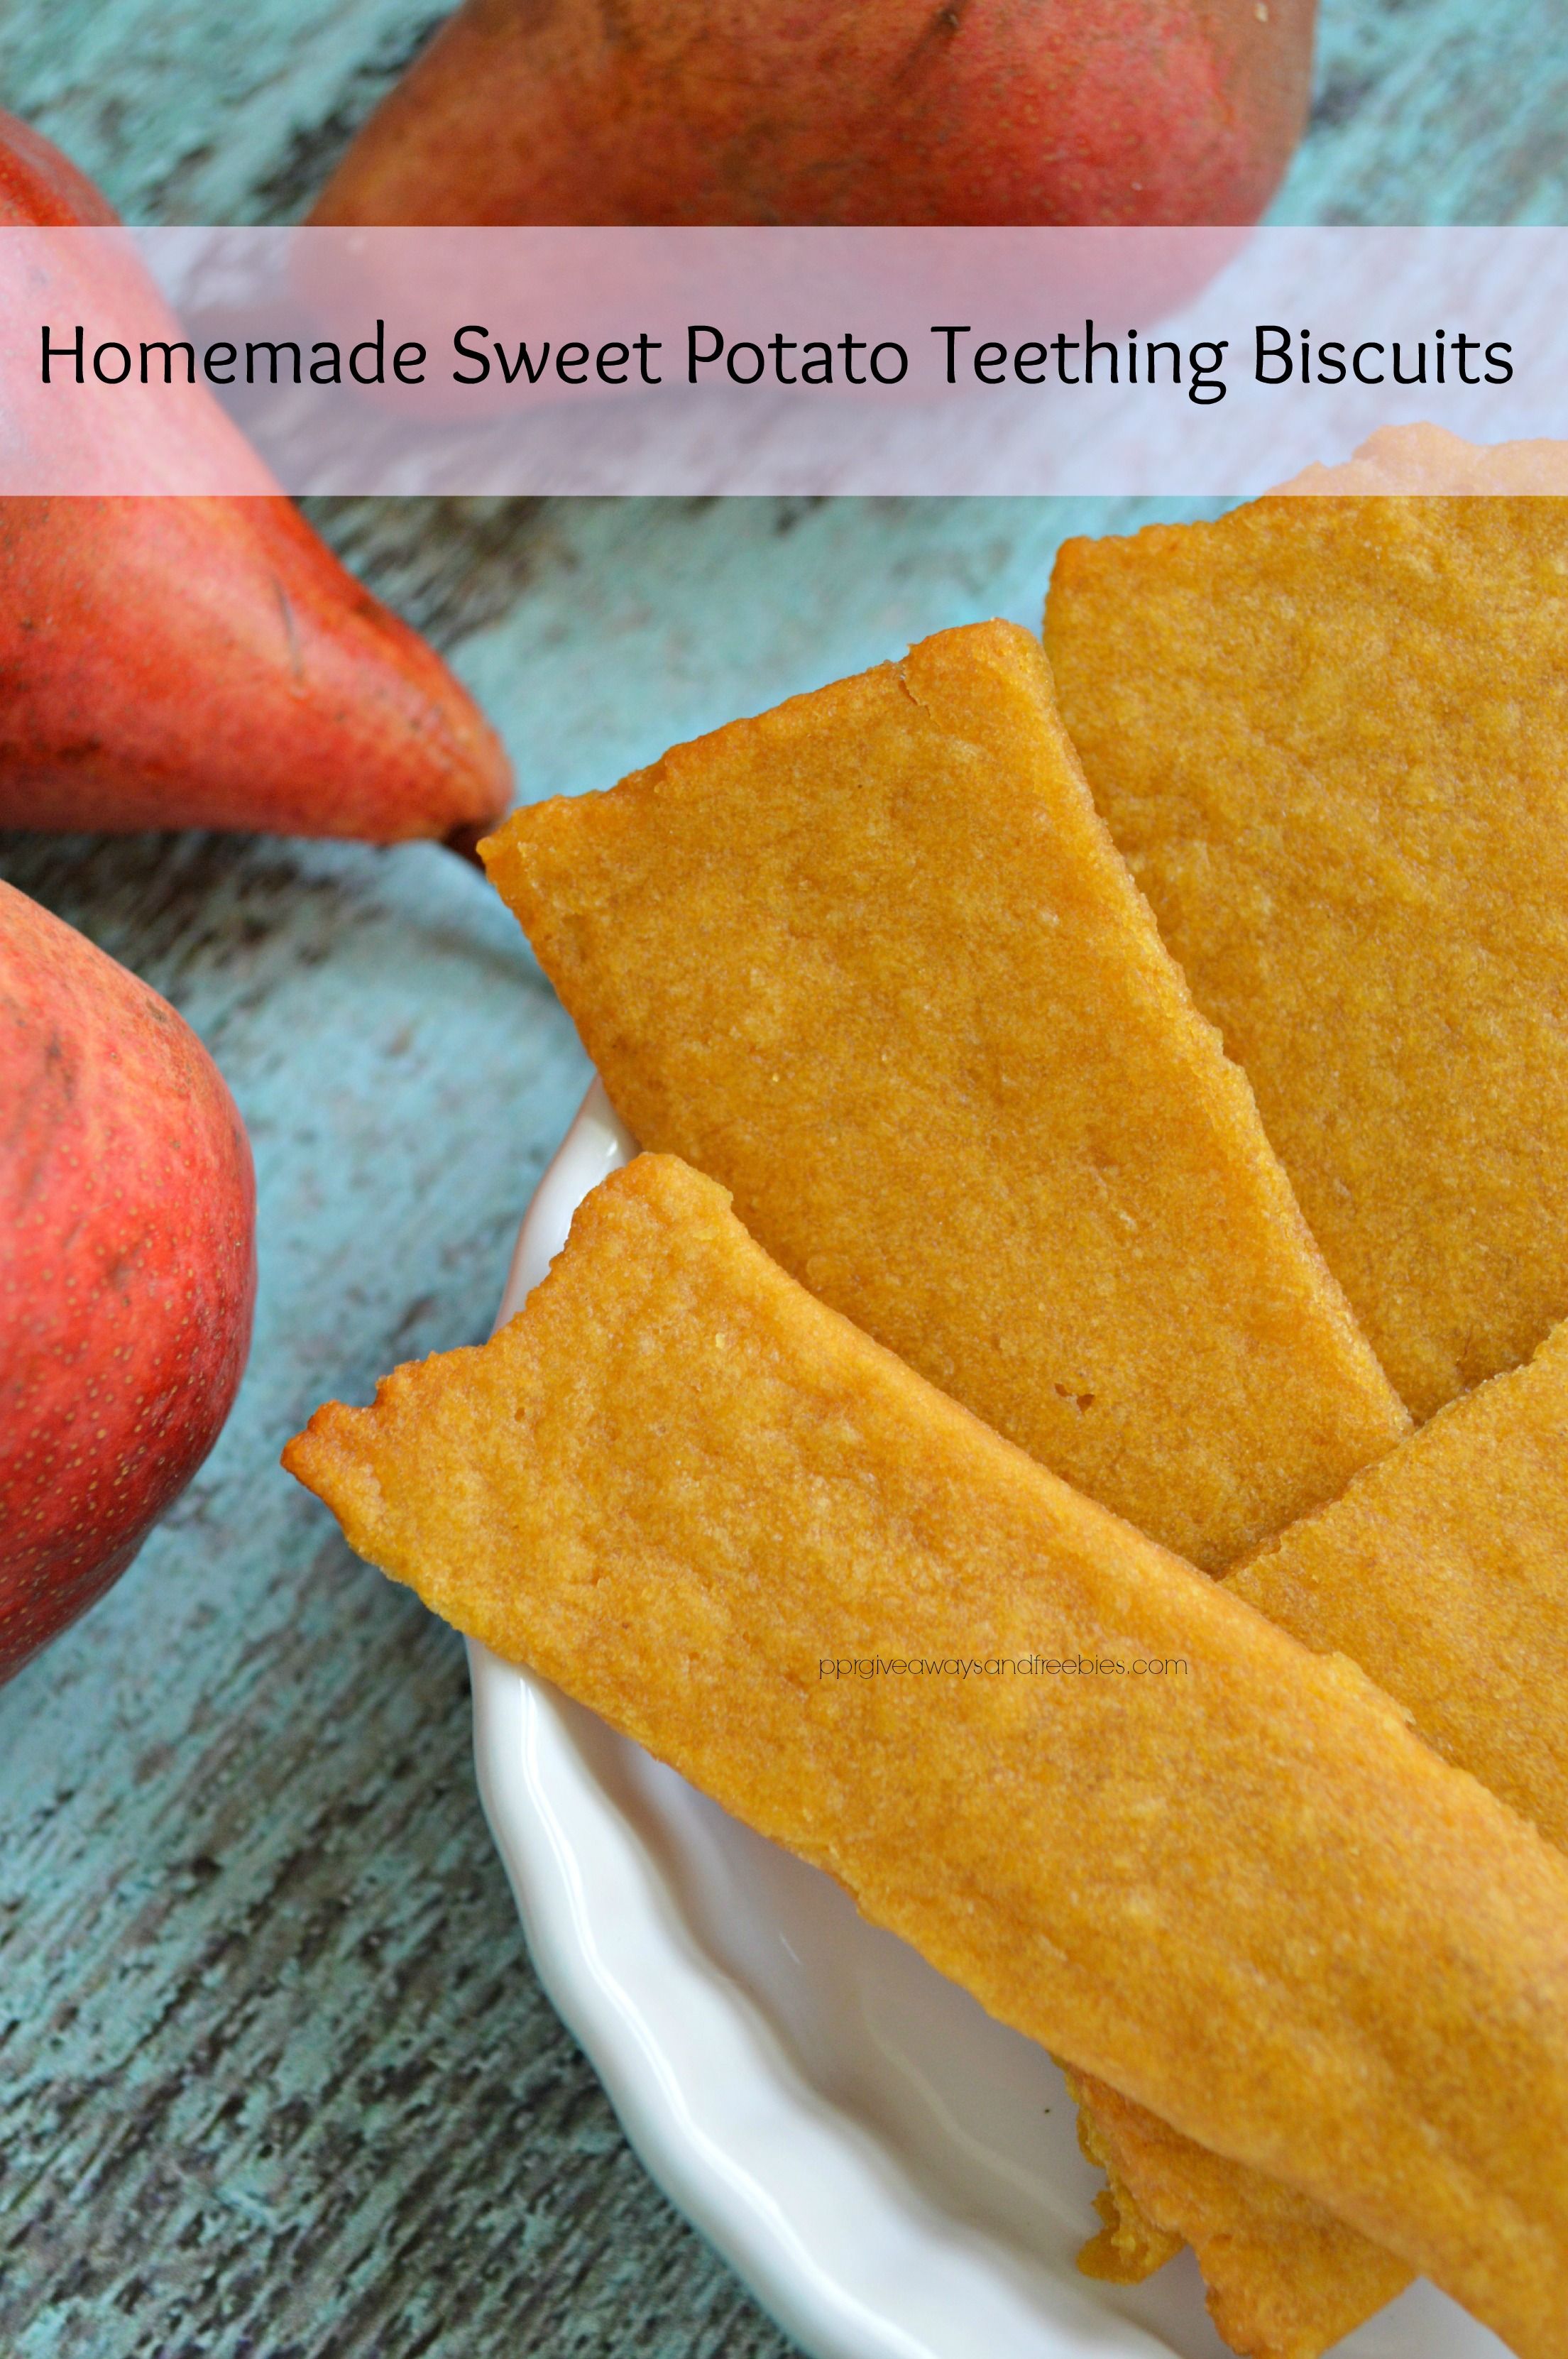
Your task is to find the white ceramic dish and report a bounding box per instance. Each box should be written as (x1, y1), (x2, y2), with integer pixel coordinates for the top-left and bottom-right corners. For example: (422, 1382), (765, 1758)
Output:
(468, 1081), (1496, 2359)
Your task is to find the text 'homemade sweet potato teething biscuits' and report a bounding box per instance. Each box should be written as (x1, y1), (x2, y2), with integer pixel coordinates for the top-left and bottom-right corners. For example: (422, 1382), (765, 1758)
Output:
(480, 621), (1406, 1572)
(285, 1155), (1568, 2359)
(1045, 496), (1568, 1420)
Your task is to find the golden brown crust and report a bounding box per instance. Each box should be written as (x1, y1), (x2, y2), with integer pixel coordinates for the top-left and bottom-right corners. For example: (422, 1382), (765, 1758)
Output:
(1044, 489), (1568, 2346)
(287, 1154), (1568, 2359)
(1068, 2070), (1185, 2284)
(481, 620), (1405, 1572)
(1159, 1311), (1568, 2350)
(1231, 1317), (1568, 1851)
(1067, 2071), (1414, 2359)
(1046, 496), (1568, 1421)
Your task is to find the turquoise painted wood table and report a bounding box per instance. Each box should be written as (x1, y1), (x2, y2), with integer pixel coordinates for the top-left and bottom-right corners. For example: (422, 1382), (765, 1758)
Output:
(1, 6), (1562, 2354)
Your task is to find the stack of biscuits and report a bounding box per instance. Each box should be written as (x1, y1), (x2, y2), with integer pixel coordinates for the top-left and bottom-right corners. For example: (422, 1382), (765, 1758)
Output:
(287, 437), (1568, 2359)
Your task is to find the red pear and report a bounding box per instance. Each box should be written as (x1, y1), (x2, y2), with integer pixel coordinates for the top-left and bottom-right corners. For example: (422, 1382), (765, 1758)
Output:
(0, 110), (512, 845)
(0, 881), (256, 1681)
(309, 0), (1315, 229)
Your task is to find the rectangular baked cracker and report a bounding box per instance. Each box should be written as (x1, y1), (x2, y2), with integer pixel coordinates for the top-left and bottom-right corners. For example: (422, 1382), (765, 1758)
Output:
(480, 620), (1406, 1573)
(1068, 1310), (1568, 2353)
(1045, 491), (1568, 2345)
(1044, 496), (1568, 1422)
(284, 1154), (1568, 2359)
(1231, 1313), (1568, 1849)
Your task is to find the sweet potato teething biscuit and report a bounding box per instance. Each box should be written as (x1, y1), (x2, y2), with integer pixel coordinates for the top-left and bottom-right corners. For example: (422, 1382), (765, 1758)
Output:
(1275, 424), (1568, 496)
(1061, 1306), (1568, 2353)
(481, 621), (1405, 1571)
(1048, 483), (1568, 2344)
(1045, 496), (1568, 1420)
(1232, 1314), (1568, 1846)
(285, 1154), (1568, 2359)
(1066, 2066), (1415, 2358)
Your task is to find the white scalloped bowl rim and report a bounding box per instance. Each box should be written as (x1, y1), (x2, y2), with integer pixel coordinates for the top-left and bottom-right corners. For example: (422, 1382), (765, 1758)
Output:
(467, 1081), (1490, 2359)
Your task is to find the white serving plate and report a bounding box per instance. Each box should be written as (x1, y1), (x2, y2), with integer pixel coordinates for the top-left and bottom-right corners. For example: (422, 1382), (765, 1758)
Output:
(468, 1081), (1496, 2359)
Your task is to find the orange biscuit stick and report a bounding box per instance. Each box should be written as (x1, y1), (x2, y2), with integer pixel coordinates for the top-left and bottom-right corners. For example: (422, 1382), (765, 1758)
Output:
(286, 1155), (1568, 2359)
(1234, 1314), (1568, 1845)
(480, 611), (1410, 2342)
(1066, 1313), (1568, 2355)
(1044, 487), (1568, 2346)
(480, 620), (1405, 1573)
(1045, 495), (1568, 1422)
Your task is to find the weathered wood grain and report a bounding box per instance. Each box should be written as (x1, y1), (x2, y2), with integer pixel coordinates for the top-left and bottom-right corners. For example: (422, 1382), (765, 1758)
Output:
(0, 5), (1559, 2358)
